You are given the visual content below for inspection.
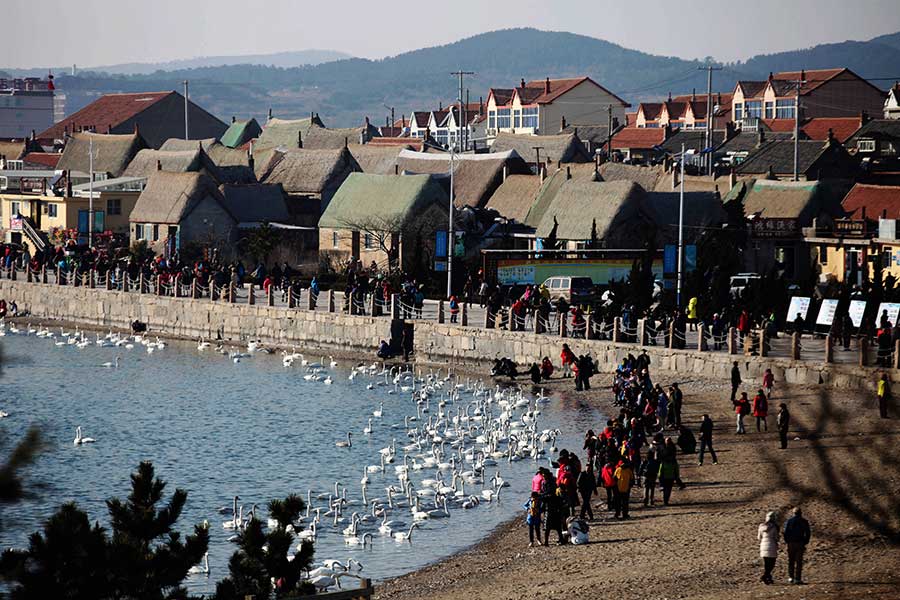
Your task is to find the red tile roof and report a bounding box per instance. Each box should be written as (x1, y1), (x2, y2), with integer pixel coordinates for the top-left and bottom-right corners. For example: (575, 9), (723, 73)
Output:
(772, 68), (846, 95)
(761, 119), (797, 133)
(639, 103), (663, 120)
(842, 183), (900, 220)
(22, 152), (61, 168)
(625, 112), (637, 126)
(39, 91), (174, 140)
(367, 137), (424, 150)
(523, 77), (629, 106)
(665, 101), (688, 120)
(610, 127), (667, 150)
(488, 88), (515, 106)
(801, 117), (862, 142)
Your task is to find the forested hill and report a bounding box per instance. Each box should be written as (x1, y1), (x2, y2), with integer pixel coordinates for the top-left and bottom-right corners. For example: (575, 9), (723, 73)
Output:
(13, 28), (900, 128)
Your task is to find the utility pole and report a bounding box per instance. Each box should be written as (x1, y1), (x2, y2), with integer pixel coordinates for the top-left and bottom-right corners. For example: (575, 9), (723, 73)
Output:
(606, 105), (613, 157)
(183, 80), (190, 140)
(698, 65), (722, 175)
(677, 143), (685, 307)
(793, 74), (806, 181)
(447, 69), (474, 297)
(88, 136), (94, 249)
(532, 147), (544, 175)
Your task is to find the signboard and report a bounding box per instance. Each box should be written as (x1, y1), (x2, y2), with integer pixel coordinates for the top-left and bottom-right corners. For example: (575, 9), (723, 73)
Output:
(833, 219), (866, 237)
(8, 217), (22, 231)
(435, 231), (448, 258)
(849, 300), (867, 328)
(876, 302), (900, 328)
(496, 257), (664, 286)
(685, 244), (697, 272)
(751, 218), (798, 239)
(785, 296), (811, 323)
(815, 299), (839, 326)
(664, 245), (677, 274)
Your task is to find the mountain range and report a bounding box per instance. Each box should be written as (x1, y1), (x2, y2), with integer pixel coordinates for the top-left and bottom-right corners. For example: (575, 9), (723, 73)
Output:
(3, 28), (899, 129)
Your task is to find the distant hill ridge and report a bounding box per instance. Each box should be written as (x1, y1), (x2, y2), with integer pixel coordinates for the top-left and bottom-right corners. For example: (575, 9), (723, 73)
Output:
(5, 28), (898, 127)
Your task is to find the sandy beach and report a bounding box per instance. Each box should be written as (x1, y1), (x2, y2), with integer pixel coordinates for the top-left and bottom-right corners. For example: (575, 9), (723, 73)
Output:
(375, 370), (900, 600)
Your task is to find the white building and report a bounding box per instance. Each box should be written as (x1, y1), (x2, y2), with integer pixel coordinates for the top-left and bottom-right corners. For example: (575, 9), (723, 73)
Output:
(0, 76), (55, 139)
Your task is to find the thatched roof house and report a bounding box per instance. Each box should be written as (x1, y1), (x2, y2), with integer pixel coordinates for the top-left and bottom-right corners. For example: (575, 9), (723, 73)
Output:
(219, 183), (290, 224)
(56, 131), (146, 178)
(220, 118), (262, 149)
(254, 116), (324, 152)
(123, 147), (224, 181)
(130, 172), (229, 225)
(490, 132), (592, 164)
(262, 147), (360, 197)
(483, 175), (543, 223)
(348, 145), (403, 175)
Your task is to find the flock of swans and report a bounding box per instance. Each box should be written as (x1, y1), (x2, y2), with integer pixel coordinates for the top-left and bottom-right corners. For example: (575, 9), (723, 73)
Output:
(210, 362), (560, 592)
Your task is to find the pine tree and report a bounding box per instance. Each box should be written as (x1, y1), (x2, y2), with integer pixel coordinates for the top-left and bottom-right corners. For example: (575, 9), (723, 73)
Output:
(215, 494), (315, 599)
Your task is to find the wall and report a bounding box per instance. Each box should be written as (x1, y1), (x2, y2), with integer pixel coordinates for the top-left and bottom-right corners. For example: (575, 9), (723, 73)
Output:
(540, 80), (626, 135)
(0, 279), (391, 354)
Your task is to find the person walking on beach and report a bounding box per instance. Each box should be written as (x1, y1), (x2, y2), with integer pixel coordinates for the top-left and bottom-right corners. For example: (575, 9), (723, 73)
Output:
(576, 465), (597, 520)
(670, 383), (683, 427)
(657, 452), (680, 505)
(777, 403), (791, 449)
(877, 373), (891, 419)
(753, 389), (769, 432)
(698, 414), (718, 465)
(783, 507), (811, 584)
(758, 511), (779, 585)
(600, 460), (616, 511)
(523, 491), (543, 548)
(543, 488), (566, 546)
(641, 449), (660, 506)
(763, 368), (775, 400)
(731, 361), (742, 403)
(613, 459), (634, 519)
(733, 392), (751, 434)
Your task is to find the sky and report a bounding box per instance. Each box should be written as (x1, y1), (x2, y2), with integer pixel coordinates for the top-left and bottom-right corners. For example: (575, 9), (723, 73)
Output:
(5, 0), (900, 69)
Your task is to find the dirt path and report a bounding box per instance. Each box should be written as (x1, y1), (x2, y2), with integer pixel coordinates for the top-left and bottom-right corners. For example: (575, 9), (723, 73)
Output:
(375, 373), (900, 600)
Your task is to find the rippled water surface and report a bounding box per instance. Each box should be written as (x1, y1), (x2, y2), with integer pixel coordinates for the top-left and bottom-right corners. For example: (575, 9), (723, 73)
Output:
(1, 329), (598, 595)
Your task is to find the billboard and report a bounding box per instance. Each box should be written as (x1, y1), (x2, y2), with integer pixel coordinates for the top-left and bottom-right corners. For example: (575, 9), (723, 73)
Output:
(815, 299), (839, 326)
(785, 296), (811, 323)
(496, 257), (664, 286)
(876, 303), (900, 328)
(849, 300), (866, 328)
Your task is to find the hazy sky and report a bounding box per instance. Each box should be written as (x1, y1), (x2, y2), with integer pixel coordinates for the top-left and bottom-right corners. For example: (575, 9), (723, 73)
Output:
(6, 0), (900, 68)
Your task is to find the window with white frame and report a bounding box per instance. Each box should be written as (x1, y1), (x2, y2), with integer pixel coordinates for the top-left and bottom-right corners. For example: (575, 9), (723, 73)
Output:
(734, 103), (743, 121)
(857, 139), (876, 152)
(47, 203), (58, 217)
(364, 233), (373, 249)
(513, 109), (521, 128)
(775, 99), (795, 119)
(765, 102), (774, 119)
(745, 100), (763, 119)
(135, 224), (144, 240)
(522, 106), (538, 128)
(497, 108), (511, 129)
(488, 110), (496, 130)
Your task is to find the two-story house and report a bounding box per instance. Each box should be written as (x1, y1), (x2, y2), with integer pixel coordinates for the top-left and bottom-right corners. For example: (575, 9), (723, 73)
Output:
(485, 77), (629, 139)
(635, 92), (733, 130)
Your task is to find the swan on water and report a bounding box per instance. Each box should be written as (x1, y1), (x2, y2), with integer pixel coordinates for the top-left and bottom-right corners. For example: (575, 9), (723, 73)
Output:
(187, 552), (210, 575)
(393, 522), (419, 542)
(344, 532), (373, 547)
(363, 418), (373, 435)
(335, 432), (352, 448)
(101, 356), (120, 368)
(373, 402), (384, 418)
(73, 426), (96, 445)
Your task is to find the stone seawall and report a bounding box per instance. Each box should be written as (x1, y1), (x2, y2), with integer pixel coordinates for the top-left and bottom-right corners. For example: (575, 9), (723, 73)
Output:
(413, 321), (880, 392)
(0, 280), (392, 354)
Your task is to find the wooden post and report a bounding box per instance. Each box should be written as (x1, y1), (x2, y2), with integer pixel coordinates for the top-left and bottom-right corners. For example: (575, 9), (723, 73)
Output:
(534, 310), (542, 334)
(328, 290), (336, 313)
(42, 266), (48, 284)
(248, 283), (255, 305)
(698, 323), (707, 351)
(191, 279), (197, 299)
(138, 272), (144, 294)
(346, 292), (354, 315)
(825, 334), (834, 363)
(438, 300), (445, 324)
(727, 327), (736, 354)
(154, 274), (161, 296)
(306, 288), (315, 311)
(370, 292), (378, 317)
(791, 332), (801, 360)
(668, 322), (675, 349)
(484, 306), (494, 329)
(106, 270), (113, 291)
(585, 311), (594, 340)
(559, 312), (567, 337)
(894, 339), (900, 370)
(859, 336), (869, 367)
(758, 328), (768, 357)
(390, 293), (399, 319)
(461, 302), (468, 326)
(229, 283), (236, 303)
(637, 318), (647, 346)
(211, 282), (218, 301)
(613, 317), (622, 343)
(267, 284), (274, 306)
(10, 265), (16, 281)
(287, 286), (296, 308)
(87, 270), (94, 289)
(509, 308), (517, 332)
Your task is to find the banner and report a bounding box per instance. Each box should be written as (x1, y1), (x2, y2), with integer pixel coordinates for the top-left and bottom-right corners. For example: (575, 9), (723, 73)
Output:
(815, 299), (839, 326)
(785, 296), (811, 323)
(848, 300), (866, 328)
(876, 302), (900, 328)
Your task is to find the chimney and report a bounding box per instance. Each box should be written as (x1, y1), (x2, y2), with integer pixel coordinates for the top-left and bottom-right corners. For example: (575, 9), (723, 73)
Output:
(298, 131), (303, 148)
(310, 111), (314, 121)
(545, 77), (550, 94)
(561, 116), (567, 131)
(757, 128), (766, 147)
(232, 116), (236, 123)
(672, 164), (679, 190)
(800, 69), (806, 82)
(479, 96), (484, 113)
(668, 91), (672, 102)
(365, 116), (370, 126)
(267, 108), (273, 121)
(566, 166), (571, 180)
(768, 72), (773, 81)
(520, 78), (526, 89)
(133, 123), (140, 136)
(107, 124), (111, 134)
(862, 206), (867, 221)
(692, 88), (696, 101)
(247, 150), (254, 173)
(395, 164), (399, 175)
(344, 136), (348, 149)
(156, 159), (162, 171)
(827, 128), (835, 144)
(861, 110), (870, 126)
(729, 167), (737, 191)
(503, 165), (508, 182)
(30, 129), (35, 140)
(439, 101), (442, 111)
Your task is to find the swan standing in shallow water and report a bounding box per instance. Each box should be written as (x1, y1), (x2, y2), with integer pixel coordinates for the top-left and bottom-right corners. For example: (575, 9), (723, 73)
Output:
(335, 432), (352, 448)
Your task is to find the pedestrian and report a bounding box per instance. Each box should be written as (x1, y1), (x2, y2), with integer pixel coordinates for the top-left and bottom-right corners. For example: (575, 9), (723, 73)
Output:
(657, 452), (680, 505)
(877, 372), (891, 419)
(783, 507), (811, 585)
(777, 403), (790, 449)
(733, 391), (751, 434)
(540, 356), (554, 380)
(576, 465), (597, 520)
(758, 511), (779, 585)
(542, 488), (566, 546)
(613, 459), (634, 519)
(763, 368), (775, 399)
(731, 361), (742, 403)
(523, 491), (543, 547)
(640, 449), (660, 506)
(531, 468), (547, 494)
(670, 382), (683, 426)
(448, 295), (460, 323)
(401, 328), (413, 362)
(753, 388), (769, 432)
(600, 460), (616, 511)
(698, 414), (718, 465)
(560, 343), (576, 378)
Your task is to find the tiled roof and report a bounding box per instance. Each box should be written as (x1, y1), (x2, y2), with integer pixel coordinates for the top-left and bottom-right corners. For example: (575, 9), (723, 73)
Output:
(639, 103), (662, 120)
(846, 119), (900, 145)
(665, 102), (688, 120)
(658, 129), (728, 154)
(39, 92), (173, 140)
(772, 68), (846, 95)
(736, 81), (768, 98)
(610, 127), (667, 150)
(841, 183), (900, 220)
(22, 152), (61, 169)
(625, 112), (638, 126)
(561, 124), (611, 145)
(523, 77), (629, 106)
(411, 112), (431, 128)
(489, 88), (515, 106)
(801, 117), (861, 142)
(736, 139), (832, 175)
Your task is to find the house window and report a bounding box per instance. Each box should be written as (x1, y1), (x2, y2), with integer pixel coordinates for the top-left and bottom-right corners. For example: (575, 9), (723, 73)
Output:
(745, 101), (763, 119)
(497, 108), (511, 129)
(107, 198), (122, 215)
(488, 110), (496, 130)
(10, 201), (20, 216)
(645, 122), (659, 128)
(47, 203), (58, 218)
(734, 103), (743, 121)
(152, 224), (159, 241)
(364, 233), (373, 249)
(513, 109), (521, 128)
(857, 139), (876, 153)
(332, 231), (339, 248)
(775, 99), (796, 119)
(522, 106), (538, 128)
(819, 245), (828, 266)
(135, 224), (144, 240)
(765, 102), (774, 119)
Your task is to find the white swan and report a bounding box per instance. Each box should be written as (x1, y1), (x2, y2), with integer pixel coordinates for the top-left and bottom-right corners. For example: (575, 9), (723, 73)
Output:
(329, 356), (338, 368)
(323, 376), (333, 385)
(101, 356), (120, 368)
(335, 432), (352, 448)
(344, 532), (373, 547)
(373, 402), (384, 418)
(363, 418), (373, 435)
(187, 552), (210, 575)
(73, 426), (96, 445)
(393, 522), (419, 542)
(223, 504), (244, 529)
(197, 338), (211, 351)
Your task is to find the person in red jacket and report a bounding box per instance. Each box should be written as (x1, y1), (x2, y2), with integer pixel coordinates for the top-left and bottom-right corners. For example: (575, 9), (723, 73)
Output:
(733, 391), (751, 434)
(762, 368), (775, 399)
(560, 343), (576, 378)
(753, 389), (769, 432)
(738, 309), (751, 343)
(600, 460), (616, 512)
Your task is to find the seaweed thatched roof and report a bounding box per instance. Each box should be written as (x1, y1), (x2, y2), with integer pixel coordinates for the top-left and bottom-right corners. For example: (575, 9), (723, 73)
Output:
(57, 131), (146, 178)
(123, 147), (224, 181)
(130, 171), (231, 224)
(320, 173), (448, 229)
(534, 180), (648, 245)
(261, 147), (360, 195)
(483, 175), (543, 223)
(490, 132), (591, 164)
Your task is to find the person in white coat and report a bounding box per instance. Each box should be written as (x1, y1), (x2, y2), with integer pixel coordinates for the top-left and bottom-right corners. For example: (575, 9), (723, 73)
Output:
(757, 511), (779, 584)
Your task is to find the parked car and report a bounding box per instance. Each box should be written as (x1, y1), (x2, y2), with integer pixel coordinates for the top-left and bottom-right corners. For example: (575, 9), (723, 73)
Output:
(542, 276), (595, 305)
(730, 273), (761, 298)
